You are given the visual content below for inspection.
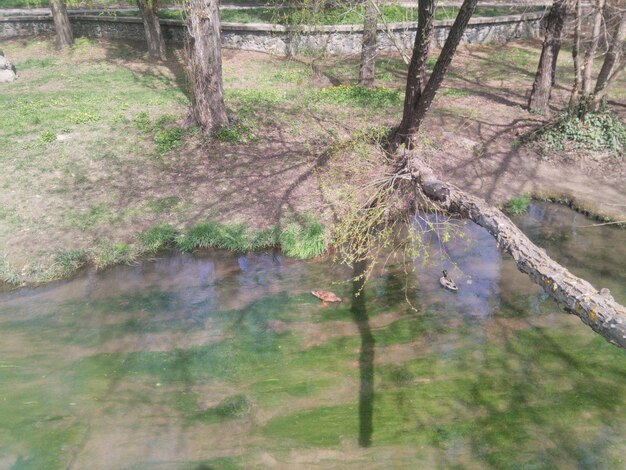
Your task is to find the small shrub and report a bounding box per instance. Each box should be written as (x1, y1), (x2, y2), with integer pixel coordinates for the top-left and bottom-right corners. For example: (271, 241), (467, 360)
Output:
(138, 224), (178, 253)
(280, 217), (326, 259)
(506, 195), (531, 215)
(535, 111), (625, 155)
(154, 127), (185, 153)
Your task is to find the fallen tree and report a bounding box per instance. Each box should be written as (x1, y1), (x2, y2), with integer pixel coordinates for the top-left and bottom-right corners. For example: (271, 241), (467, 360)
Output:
(386, 154), (626, 349)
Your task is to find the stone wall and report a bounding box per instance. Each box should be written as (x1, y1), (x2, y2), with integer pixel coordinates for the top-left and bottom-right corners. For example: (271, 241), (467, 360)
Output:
(0, 12), (544, 55)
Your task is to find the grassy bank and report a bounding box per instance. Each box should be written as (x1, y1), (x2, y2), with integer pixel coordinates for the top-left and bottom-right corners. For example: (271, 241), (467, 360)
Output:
(0, 36), (623, 289)
(1, 218), (327, 287)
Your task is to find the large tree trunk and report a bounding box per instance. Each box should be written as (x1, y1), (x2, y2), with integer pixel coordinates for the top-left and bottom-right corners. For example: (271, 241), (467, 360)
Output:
(137, 0), (167, 60)
(50, 0), (74, 48)
(594, 7), (626, 97)
(401, 156), (626, 349)
(527, 0), (568, 113)
(358, 0), (378, 88)
(582, 0), (606, 95)
(393, 0), (478, 149)
(184, 0), (229, 134)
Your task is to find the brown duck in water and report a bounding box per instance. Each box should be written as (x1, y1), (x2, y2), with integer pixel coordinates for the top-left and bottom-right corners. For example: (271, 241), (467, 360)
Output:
(311, 290), (342, 302)
(439, 270), (458, 292)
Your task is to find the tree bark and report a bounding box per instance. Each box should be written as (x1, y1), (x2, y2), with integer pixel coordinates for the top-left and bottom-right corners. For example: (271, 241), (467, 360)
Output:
(568, 0), (583, 112)
(594, 7), (626, 96)
(402, 156), (626, 349)
(392, 0), (435, 148)
(582, 0), (606, 95)
(358, 0), (378, 88)
(528, 0), (568, 113)
(137, 0), (166, 60)
(50, 0), (74, 48)
(393, 0), (478, 149)
(184, 0), (229, 134)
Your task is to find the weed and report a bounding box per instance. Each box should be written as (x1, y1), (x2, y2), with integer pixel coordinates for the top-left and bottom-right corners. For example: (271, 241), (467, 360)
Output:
(138, 224), (179, 254)
(214, 121), (255, 144)
(40, 130), (56, 144)
(280, 217), (326, 259)
(0, 255), (21, 286)
(535, 111), (625, 155)
(133, 112), (153, 133)
(48, 249), (88, 279)
(92, 242), (136, 270)
(154, 127), (185, 153)
(316, 85), (402, 108)
(506, 195), (531, 215)
(70, 111), (99, 124)
(511, 139), (522, 149)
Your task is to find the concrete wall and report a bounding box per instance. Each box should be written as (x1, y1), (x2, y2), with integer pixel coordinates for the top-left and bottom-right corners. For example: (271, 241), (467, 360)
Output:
(0, 12), (544, 55)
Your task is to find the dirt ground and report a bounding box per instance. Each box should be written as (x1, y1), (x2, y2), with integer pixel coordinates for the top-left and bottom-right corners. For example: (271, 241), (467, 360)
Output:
(0, 37), (624, 285)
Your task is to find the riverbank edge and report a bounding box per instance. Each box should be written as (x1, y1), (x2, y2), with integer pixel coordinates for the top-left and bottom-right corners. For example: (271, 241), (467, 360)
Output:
(2, 193), (623, 291)
(0, 218), (328, 290)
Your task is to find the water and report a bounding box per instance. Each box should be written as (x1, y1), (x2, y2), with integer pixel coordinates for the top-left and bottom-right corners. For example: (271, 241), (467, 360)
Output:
(1, 202), (625, 470)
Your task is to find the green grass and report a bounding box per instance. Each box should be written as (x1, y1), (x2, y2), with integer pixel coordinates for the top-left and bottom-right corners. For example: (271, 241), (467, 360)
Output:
(315, 85), (402, 109)
(279, 217), (326, 259)
(506, 195), (531, 215)
(137, 223), (178, 253)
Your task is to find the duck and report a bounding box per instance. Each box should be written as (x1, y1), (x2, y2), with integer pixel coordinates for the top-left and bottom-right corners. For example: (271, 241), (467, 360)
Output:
(439, 270), (458, 292)
(311, 290), (342, 303)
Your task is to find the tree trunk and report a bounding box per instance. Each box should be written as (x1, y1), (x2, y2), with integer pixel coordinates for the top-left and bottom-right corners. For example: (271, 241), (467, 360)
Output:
(358, 0), (378, 88)
(393, 0), (478, 149)
(568, 0), (583, 112)
(185, 0), (229, 134)
(402, 156), (626, 349)
(137, 0), (166, 60)
(527, 0), (568, 113)
(582, 0), (606, 95)
(50, 0), (74, 48)
(392, 0), (435, 148)
(594, 7), (626, 96)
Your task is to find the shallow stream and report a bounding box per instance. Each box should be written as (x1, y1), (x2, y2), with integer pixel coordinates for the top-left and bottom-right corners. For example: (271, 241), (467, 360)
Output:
(1, 202), (625, 469)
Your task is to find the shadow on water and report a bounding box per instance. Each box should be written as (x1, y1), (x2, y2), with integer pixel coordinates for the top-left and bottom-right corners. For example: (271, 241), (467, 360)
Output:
(351, 260), (375, 448)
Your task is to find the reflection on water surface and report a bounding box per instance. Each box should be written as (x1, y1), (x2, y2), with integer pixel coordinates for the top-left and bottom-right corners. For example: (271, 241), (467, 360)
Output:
(0, 202), (625, 469)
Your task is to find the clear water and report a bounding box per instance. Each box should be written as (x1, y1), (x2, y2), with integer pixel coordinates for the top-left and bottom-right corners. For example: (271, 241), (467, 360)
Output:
(1, 202), (625, 470)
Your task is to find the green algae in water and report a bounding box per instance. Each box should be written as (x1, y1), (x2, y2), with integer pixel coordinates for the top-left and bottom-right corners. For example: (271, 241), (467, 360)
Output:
(1, 203), (626, 468)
